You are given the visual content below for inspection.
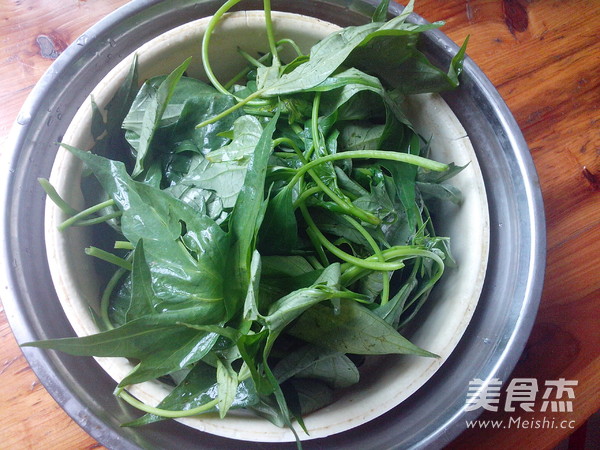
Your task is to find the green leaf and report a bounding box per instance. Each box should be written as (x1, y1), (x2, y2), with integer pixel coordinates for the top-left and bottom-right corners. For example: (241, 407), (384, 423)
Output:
(174, 153), (251, 209)
(124, 77), (217, 138)
(86, 54), (139, 167)
(205, 115), (263, 163)
(417, 181), (463, 205)
(349, 32), (469, 94)
(119, 330), (219, 386)
(381, 155), (420, 233)
(224, 111), (280, 320)
(164, 183), (226, 223)
(216, 358), (239, 418)
(263, 263), (341, 339)
(338, 122), (386, 151)
(447, 35), (469, 86)
(124, 58), (191, 177)
(288, 378), (334, 416)
(237, 330), (271, 395)
(373, 275), (417, 327)
(288, 298), (437, 357)
(125, 362), (258, 426)
(105, 54), (140, 135)
(260, 23), (382, 96)
(22, 309), (224, 358)
(248, 394), (289, 428)
(315, 68), (389, 122)
(417, 162), (466, 183)
(258, 185), (298, 255)
(274, 345), (359, 389)
(90, 96), (105, 140)
(126, 240), (157, 321)
(372, 0), (391, 22)
(258, 256), (325, 308)
(64, 145), (230, 308)
(242, 250), (262, 322)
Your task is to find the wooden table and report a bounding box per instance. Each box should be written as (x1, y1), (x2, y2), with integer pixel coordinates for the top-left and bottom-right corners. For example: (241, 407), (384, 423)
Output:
(1, 1), (598, 448)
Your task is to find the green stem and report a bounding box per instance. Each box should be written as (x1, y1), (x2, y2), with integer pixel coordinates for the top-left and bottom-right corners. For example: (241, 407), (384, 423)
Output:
(277, 38), (303, 57)
(273, 137), (303, 159)
(312, 169), (378, 221)
(293, 186), (322, 208)
(99, 266), (128, 330)
(290, 123), (303, 135)
(237, 48), (266, 68)
(299, 175), (328, 267)
(306, 226), (329, 267)
(340, 246), (444, 286)
(272, 151), (299, 159)
(300, 204), (404, 272)
(75, 211), (122, 227)
(224, 39), (291, 90)
(263, 0), (280, 66)
(196, 89), (265, 128)
(201, 0), (246, 97)
(289, 150), (448, 188)
(115, 387), (219, 418)
(114, 241), (135, 250)
(85, 246), (132, 271)
(287, 147), (446, 226)
(38, 178), (78, 216)
(274, 136), (377, 225)
(58, 199), (116, 231)
(308, 91), (323, 159)
(306, 255), (324, 270)
(300, 95), (380, 224)
(343, 215), (390, 304)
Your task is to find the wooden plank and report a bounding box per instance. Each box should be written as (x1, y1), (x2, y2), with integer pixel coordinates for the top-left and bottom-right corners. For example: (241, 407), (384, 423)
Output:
(0, 308), (102, 449)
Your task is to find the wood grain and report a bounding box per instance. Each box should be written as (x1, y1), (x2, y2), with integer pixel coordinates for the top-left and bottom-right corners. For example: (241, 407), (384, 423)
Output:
(1, 1), (598, 449)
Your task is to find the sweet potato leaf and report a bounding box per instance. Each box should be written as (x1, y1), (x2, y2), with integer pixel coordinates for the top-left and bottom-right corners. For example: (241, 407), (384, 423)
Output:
(274, 345), (359, 389)
(288, 298), (437, 357)
(124, 58), (191, 177)
(64, 145), (230, 307)
(124, 362), (258, 426)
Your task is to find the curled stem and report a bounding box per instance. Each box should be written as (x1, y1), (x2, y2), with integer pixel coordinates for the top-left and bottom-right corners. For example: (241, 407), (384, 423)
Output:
(201, 0), (246, 97)
(38, 178), (78, 216)
(300, 204), (404, 272)
(289, 150), (448, 189)
(277, 38), (303, 57)
(340, 246), (444, 288)
(115, 387), (219, 418)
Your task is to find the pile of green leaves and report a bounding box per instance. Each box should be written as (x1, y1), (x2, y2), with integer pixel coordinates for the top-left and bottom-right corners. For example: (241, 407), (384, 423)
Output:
(29, 0), (468, 441)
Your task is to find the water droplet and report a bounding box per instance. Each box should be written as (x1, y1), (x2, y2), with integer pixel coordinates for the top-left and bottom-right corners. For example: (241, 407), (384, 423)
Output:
(498, 222), (504, 228)
(57, 113), (62, 120)
(108, 37), (116, 47)
(483, 338), (492, 345)
(76, 34), (89, 46)
(47, 116), (54, 127)
(16, 112), (31, 125)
